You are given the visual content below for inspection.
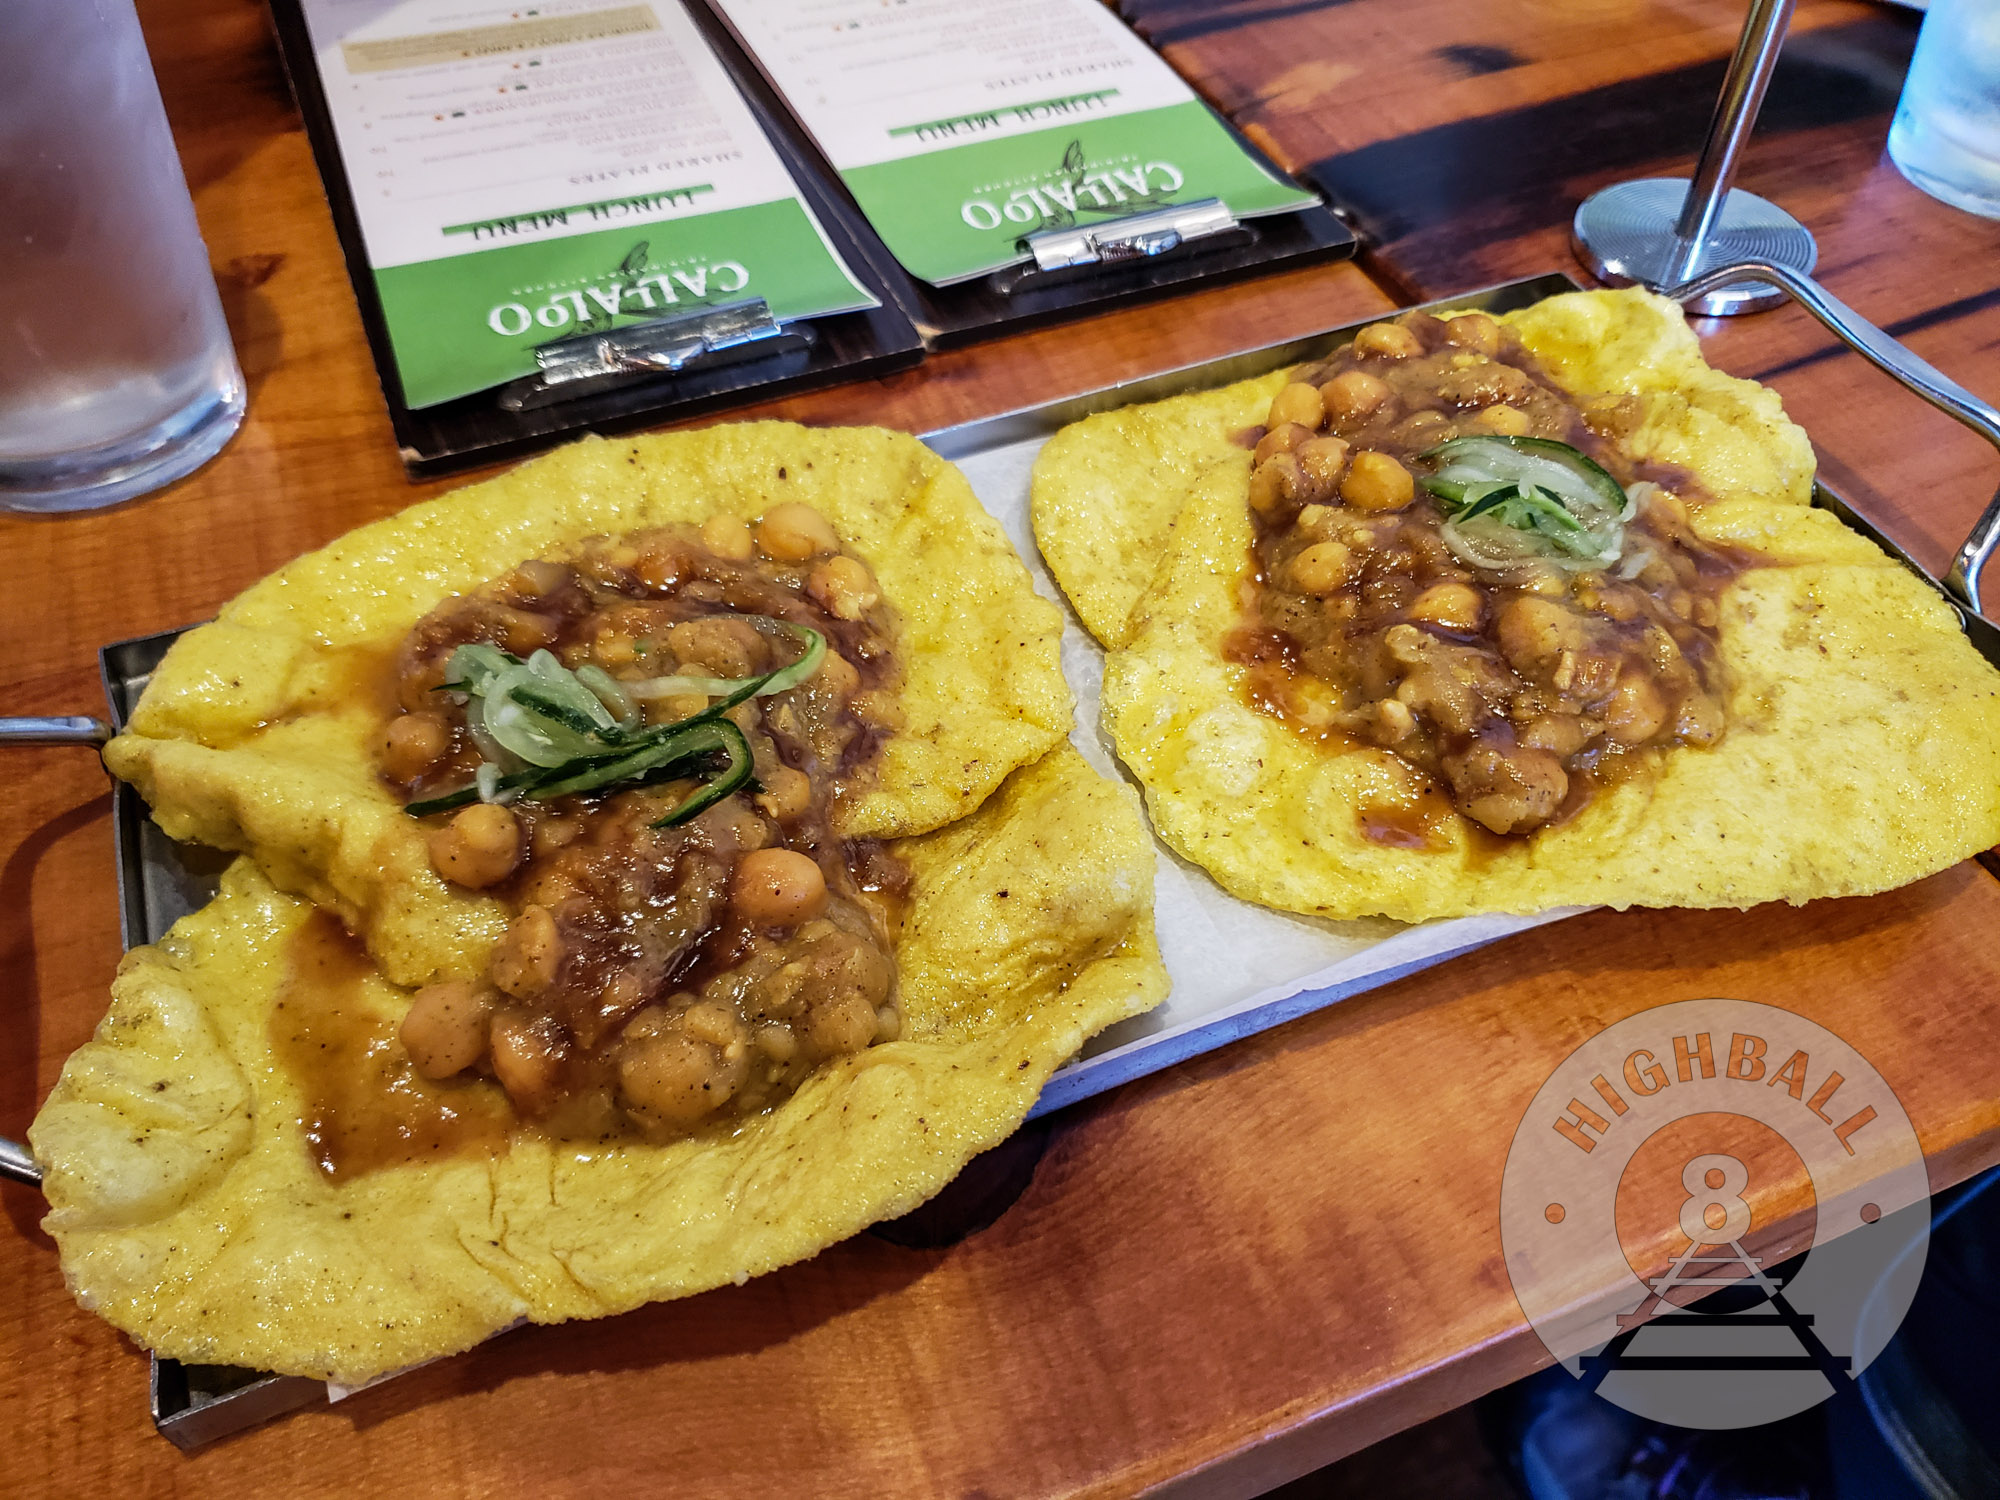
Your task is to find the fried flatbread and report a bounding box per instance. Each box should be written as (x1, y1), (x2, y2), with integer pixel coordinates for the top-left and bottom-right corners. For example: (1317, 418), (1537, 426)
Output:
(31, 746), (1165, 1385)
(105, 424), (1073, 987)
(1032, 288), (2000, 919)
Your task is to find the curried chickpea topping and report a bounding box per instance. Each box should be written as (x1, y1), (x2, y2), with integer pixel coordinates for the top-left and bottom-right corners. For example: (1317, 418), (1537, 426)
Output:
(733, 848), (829, 926)
(427, 803), (523, 889)
(1353, 321), (1424, 360)
(1471, 404), (1532, 436)
(374, 511), (911, 1147)
(699, 513), (755, 560)
(1287, 541), (1355, 596)
(381, 712), (450, 783)
(1322, 368), (1391, 423)
(1253, 421), (1312, 466)
(1234, 308), (1752, 839)
(400, 979), (498, 1081)
(1268, 381), (1325, 430)
(1340, 451), (1415, 512)
(1442, 312), (1502, 356)
(756, 501), (841, 562)
(806, 554), (882, 621)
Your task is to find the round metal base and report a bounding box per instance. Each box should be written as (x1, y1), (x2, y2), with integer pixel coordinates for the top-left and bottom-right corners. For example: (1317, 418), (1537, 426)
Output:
(1571, 178), (1817, 315)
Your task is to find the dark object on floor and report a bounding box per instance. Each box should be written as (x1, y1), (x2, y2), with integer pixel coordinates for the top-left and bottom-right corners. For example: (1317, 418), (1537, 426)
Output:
(1262, 1406), (1516, 1500)
(1485, 1365), (1827, 1500)
(1825, 1168), (2000, 1500)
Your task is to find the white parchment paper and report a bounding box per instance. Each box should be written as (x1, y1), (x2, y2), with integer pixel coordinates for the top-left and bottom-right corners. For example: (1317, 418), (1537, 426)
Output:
(939, 433), (1573, 1113)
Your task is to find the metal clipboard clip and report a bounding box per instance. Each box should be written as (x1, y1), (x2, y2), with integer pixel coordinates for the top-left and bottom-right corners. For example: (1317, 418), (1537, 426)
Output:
(992, 198), (1249, 295)
(498, 298), (811, 412)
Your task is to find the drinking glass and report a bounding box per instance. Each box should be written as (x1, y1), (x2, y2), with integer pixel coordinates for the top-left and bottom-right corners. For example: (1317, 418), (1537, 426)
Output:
(0, 0), (245, 514)
(1888, 0), (2000, 221)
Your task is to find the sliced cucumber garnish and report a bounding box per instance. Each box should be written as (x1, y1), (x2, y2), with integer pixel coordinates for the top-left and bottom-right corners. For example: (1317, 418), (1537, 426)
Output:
(1418, 435), (1636, 571)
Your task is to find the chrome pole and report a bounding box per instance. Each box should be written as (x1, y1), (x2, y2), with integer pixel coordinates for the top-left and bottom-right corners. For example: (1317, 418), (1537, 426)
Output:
(1573, 0), (1817, 315)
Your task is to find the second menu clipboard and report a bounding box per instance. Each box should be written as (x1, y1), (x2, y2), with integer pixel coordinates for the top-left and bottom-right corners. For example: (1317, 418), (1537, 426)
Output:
(264, 0), (926, 477)
(692, 0), (1357, 345)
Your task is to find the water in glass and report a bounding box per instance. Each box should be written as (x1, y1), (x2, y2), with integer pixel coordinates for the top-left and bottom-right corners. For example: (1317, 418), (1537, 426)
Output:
(1889, 0), (2000, 221)
(0, 0), (245, 512)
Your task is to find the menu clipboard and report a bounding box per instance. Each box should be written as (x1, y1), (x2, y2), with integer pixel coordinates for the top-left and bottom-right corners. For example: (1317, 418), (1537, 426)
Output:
(264, 0), (925, 476)
(694, 0), (1356, 345)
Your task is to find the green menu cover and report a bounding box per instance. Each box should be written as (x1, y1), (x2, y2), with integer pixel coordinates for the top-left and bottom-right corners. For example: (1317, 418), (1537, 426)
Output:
(302, 0), (878, 408)
(711, 0), (1318, 286)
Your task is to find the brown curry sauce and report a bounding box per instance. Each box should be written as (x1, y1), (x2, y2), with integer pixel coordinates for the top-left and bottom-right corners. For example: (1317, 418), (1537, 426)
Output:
(284, 507), (912, 1181)
(1230, 309), (1762, 843)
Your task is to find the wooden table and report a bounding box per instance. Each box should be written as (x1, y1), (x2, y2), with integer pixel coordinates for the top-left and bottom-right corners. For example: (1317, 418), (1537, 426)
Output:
(5, 1), (1998, 1494)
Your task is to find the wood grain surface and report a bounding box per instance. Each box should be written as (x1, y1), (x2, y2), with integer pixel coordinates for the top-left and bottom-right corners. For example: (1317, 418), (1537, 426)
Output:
(1129, 0), (2000, 587)
(5, 0), (1999, 1495)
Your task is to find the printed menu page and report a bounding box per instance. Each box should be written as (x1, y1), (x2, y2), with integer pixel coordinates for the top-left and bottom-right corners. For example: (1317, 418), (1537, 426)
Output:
(710, 0), (1318, 286)
(301, 0), (878, 407)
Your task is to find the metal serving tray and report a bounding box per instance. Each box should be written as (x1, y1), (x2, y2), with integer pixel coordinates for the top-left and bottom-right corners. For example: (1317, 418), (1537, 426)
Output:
(9, 268), (2000, 1446)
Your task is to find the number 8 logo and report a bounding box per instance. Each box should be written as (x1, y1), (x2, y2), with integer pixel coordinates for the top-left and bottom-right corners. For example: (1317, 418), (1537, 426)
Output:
(1680, 1153), (1752, 1243)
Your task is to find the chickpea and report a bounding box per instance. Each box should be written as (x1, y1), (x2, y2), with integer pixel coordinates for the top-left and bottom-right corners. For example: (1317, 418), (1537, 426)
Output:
(1497, 595), (1586, 672)
(700, 513), (755, 560)
(753, 1022), (798, 1062)
(1353, 321), (1424, 360)
(754, 764), (813, 821)
(1321, 368), (1391, 423)
(1510, 561), (1570, 598)
(496, 606), (559, 656)
(1677, 689), (1725, 746)
(803, 989), (878, 1056)
(530, 816), (582, 858)
(399, 979), (496, 1080)
(1295, 435), (1351, 490)
(668, 615), (764, 678)
(756, 501), (840, 562)
(818, 649), (860, 696)
(1520, 713), (1592, 756)
(1442, 313), (1502, 356)
(1373, 697), (1416, 742)
(1253, 421), (1313, 466)
(1473, 404), (1531, 436)
(648, 692), (709, 725)
(1575, 580), (1641, 622)
(806, 554), (881, 620)
(598, 969), (647, 1024)
(1601, 670), (1669, 745)
(732, 848), (828, 926)
(489, 1011), (565, 1115)
(1339, 450), (1416, 512)
(381, 712), (450, 783)
(1286, 541), (1355, 596)
(635, 535), (688, 592)
(1267, 381), (1325, 431)
(618, 1031), (737, 1127)
(427, 803), (523, 890)
(1248, 454), (1305, 519)
(681, 999), (748, 1053)
(491, 904), (562, 999)
(1407, 582), (1484, 632)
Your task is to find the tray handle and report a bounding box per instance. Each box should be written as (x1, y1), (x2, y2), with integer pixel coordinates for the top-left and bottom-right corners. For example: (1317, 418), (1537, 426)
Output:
(0, 716), (112, 746)
(1666, 259), (2000, 618)
(1, 1137), (39, 1188)
(0, 718), (113, 1181)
